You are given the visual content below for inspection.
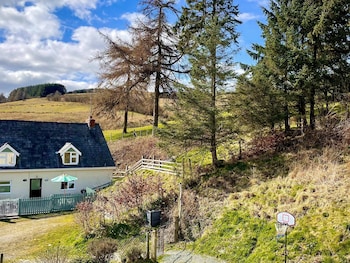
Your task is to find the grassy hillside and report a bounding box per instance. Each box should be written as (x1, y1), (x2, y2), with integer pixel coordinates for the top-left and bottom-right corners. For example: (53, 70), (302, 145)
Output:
(0, 98), (91, 123)
(1, 98), (350, 262)
(0, 97), (152, 130)
(192, 148), (350, 262)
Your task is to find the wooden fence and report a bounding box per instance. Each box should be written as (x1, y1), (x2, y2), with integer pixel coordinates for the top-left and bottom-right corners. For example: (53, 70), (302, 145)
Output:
(115, 158), (181, 177)
(0, 194), (89, 218)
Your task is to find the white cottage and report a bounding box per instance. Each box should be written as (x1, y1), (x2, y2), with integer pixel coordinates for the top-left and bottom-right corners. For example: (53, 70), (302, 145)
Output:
(0, 119), (115, 199)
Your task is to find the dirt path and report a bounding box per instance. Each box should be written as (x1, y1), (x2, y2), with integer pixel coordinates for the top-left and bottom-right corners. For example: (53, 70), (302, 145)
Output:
(0, 214), (73, 262)
(160, 250), (226, 263)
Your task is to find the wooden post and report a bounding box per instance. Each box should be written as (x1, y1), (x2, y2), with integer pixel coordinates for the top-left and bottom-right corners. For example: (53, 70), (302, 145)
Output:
(239, 139), (242, 160)
(146, 232), (150, 259)
(151, 229), (157, 261)
(188, 158), (192, 178)
(178, 183), (183, 221)
(174, 216), (179, 243)
(0, 253), (3, 263)
(182, 158), (185, 177)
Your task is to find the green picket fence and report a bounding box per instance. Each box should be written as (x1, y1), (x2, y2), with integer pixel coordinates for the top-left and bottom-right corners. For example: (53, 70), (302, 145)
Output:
(18, 194), (86, 216)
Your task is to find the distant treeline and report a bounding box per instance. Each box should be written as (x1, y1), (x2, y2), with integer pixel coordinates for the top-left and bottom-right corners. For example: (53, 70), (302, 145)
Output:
(67, 89), (95, 94)
(7, 83), (67, 102)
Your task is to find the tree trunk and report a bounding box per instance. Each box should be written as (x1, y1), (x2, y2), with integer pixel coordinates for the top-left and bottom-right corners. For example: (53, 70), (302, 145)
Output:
(210, 38), (218, 167)
(284, 103), (290, 132)
(310, 85), (316, 129)
(283, 85), (290, 132)
(310, 42), (318, 130)
(123, 104), (128, 134)
(153, 71), (161, 136)
(152, 6), (163, 136)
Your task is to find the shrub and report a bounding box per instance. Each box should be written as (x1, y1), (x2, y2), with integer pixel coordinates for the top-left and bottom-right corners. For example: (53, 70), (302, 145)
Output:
(35, 242), (70, 263)
(124, 246), (143, 262)
(104, 222), (139, 240)
(87, 238), (118, 263)
(75, 201), (100, 238)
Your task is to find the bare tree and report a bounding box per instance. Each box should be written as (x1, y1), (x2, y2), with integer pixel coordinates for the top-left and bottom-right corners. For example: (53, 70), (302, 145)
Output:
(136, 0), (183, 135)
(96, 1), (184, 135)
(95, 32), (151, 133)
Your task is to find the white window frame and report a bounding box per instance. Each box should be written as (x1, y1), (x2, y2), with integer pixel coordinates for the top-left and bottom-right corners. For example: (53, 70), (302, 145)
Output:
(0, 181), (11, 194)
(57, 143), (82, 166)
(0, 143), (20, 167)
(60, 181), (75, 190)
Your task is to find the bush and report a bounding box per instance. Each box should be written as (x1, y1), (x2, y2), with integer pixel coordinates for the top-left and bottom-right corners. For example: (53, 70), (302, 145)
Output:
(87, 238), (118, 263)
(104, 222), (139, 240)
(35, 242), (70, 263)
(75, 201), (100, 238)
(124, 246), (143, 263)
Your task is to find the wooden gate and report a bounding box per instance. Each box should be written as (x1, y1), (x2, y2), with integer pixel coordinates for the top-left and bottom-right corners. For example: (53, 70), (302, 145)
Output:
(0, 199), (19, 218)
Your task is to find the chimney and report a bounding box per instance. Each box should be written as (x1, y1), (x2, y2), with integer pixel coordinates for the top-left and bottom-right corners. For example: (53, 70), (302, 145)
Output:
(87, 116), (95, 128)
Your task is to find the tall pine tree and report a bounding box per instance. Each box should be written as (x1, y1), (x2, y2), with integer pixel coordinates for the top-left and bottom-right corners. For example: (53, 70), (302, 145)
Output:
(165, 0), (240, 167)
(250, 0), (349, 131)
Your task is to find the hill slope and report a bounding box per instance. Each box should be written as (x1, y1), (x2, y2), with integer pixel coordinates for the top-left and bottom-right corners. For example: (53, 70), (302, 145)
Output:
(0, 97), (152, 130)
(194, 148), (350, 262)
(0, 98), (90, 123)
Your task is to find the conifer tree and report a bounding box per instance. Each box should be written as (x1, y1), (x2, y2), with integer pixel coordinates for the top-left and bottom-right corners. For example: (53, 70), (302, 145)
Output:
(137, 0), (182, 135)
(232, 60), (285, 132)
(96, 31), (151, 133)
(250, 0), (349, 131)
(165, 0), (240, 167)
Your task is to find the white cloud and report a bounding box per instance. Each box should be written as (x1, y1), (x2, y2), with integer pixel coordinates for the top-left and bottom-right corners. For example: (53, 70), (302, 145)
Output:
(0, 4), (61, 41)
(238, 12), (260, 22)
(0, 0), (134, 96)
(247, 0), (269, 8)
(120, 12), (147, 28)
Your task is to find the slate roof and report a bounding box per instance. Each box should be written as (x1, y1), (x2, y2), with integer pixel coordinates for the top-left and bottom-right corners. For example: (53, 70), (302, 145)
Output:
(0, 120), (115, 169)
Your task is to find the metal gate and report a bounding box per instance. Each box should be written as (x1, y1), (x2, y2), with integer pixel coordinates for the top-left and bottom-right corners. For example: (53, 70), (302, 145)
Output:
(0, 199), (19, 218)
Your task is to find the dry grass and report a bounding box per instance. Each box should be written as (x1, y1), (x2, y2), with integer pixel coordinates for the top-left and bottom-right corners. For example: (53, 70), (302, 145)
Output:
(0, 98), (91, 123)
(0, 98), (154, 130)
(228, 146), (350, 220)
(108, 136), (169, 170)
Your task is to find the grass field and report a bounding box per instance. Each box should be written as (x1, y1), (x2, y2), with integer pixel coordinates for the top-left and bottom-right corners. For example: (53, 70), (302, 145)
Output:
(0, 98), (91, 123)
(0, 213), (86, 262)
(0, 98), (153, 131)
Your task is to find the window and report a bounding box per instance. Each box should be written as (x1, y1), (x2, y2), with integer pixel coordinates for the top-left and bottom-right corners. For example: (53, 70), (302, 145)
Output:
(61, 181), (75, 190)
(0, 143), (19, 167)
(0, 152), (16, 166)
(0, 181), (11, 194)
(57, 143), (81, 165)
(64, 151), (78, 165)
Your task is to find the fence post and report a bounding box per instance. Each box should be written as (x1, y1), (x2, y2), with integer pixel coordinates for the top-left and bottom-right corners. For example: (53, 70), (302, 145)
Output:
(174, 216), (179, 243)
(178, 183), (183, 221)
(1, 253), (3, 263)
(182, 158), (185, 177)
(188, 158), (192, 178)
(151, 229), (157, 261)
(146, 232), (150, 259)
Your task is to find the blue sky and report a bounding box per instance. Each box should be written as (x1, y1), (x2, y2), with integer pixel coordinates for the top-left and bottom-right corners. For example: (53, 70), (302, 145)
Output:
(0, 0), (267, 96)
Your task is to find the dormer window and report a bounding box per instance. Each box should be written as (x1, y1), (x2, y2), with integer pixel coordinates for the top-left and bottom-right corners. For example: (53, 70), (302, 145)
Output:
(0, 143), (20, 167)
(57, 143), (82, 165)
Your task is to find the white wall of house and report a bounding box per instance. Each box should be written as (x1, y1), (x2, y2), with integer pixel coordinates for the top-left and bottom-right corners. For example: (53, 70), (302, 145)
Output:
(0, 167), (115, 199)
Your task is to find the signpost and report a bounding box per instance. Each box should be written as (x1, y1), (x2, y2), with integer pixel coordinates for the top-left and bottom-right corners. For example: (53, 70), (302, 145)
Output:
(276, 212), (295, 263)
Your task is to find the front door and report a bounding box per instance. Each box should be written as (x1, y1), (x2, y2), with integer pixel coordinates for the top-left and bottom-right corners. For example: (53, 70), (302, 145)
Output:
(30, 179), (42, 198)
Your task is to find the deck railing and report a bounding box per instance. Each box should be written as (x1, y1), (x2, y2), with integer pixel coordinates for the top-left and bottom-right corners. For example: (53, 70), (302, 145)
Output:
(0, 193), (92, 218)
